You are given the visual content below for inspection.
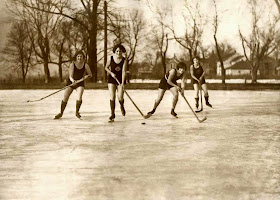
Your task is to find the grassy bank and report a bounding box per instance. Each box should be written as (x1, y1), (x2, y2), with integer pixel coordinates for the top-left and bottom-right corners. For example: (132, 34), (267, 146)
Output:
(1, 82), (280, 90)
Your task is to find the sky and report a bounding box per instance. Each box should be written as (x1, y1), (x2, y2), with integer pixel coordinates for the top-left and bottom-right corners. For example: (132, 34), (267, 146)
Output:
(0, 0), (279, 57)
(114, 0), (279, 56)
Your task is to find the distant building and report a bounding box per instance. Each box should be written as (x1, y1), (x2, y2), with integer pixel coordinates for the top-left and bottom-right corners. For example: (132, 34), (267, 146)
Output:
(226, 60), (259, 76)
(167, 54), (179, 71)
(276, 67), (280, 76)
(216, 53), (280, 77)
(217, 54), (245, 76)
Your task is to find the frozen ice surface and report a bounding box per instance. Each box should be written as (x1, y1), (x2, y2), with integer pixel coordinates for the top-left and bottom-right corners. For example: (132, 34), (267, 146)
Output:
(0, 89), (279, 200)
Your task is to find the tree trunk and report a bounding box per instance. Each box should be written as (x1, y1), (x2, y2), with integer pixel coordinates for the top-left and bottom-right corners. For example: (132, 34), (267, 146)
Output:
(161, 56), (166, 74)
(103, 1), (107, 83)
(58, 43), (64, 83)
(214, 35), (226, 84)
(43, 59), (50, 83)
(88, 1), (98, 83)
(221, 68), (225, 84)
(251, 67), (258, 83)
(126, 63), (130, 83)
(88, 32), (97, 82)
(275, 0), (280, 13)
(188, 49), (193, 61)
(21, 63), (26, 84)
(58, 61), (63, 83)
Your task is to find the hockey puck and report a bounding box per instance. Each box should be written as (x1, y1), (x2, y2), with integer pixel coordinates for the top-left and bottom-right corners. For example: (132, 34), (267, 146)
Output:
(141, 122), (146, 125)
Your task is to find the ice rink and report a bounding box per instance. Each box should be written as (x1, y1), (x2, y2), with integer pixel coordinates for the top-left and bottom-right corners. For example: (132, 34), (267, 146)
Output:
(0, 89), (279, 200)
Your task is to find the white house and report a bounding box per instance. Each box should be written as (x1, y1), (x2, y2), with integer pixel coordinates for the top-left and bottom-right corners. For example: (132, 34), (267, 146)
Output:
(217, 54), (260, 76)
(217, 54), (243, 76)
(277, 66), (280, 76)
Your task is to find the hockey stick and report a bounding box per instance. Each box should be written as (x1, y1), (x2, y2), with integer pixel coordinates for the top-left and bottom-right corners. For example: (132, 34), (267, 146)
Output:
(180, 93), (207, 123)
(195, 84), (203, 113)
(27, 76), (88, 103)
(113, 77), (147, 119)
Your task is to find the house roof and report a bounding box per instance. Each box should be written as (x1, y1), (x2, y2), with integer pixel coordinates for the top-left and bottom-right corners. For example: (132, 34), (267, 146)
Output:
(229, 60), (251, 70)
(230, 55), (244, 63)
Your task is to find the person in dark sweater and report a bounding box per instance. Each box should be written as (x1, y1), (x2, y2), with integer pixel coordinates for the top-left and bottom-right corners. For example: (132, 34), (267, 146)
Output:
(105, 43), (128, 122)
(190, 56), (212, 109)
(146, 62), (187, 118)
(54, 51), (92, 119)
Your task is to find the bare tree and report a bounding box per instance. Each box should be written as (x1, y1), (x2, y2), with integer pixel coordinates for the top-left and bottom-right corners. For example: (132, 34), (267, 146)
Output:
(212, 0), (226, 83)
(50, 17), (91, 82)
(169, 0), (206, 61)
(146, 1), (170, 74)
(2, 20), (35, 83)
(151, 27), (169, 74)
(8, 0), (64, 83)
(274, 0), (280, 14)
(122, 10), (146, 82)
(14, 0), (111, 82)
(144, 51), (160, 70)
(218, 43), (236, 57)
(50, 20), (73, 82)
(239, 0), (279, 83)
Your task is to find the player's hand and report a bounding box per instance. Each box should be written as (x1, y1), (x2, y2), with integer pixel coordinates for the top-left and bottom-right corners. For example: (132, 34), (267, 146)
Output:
(124, 52), (127, 58)
(176, 86), (182, 92)
(180, 89), (184, 96)
(111, 72), (116, 77)
(72, 80), (77, 85)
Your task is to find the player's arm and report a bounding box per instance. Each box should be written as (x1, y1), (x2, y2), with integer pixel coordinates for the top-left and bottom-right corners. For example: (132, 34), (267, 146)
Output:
(180, 72), (187, 94)
(69, 63), (75, 83)
(190, 65), (199, 82)
(84, 63), (92, 79)
(167, 69), (181, 91)
(199, 66), (205, 81)
(105, 56), (115, 77)
(122, 52), (128, 86)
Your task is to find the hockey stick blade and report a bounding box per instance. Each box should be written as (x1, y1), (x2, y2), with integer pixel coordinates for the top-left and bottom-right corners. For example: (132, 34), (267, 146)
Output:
(195, 109), (203, 113)
(198, 117), (207, 123)
(144, 113), (152, 119)
(27, 99), (42, 103)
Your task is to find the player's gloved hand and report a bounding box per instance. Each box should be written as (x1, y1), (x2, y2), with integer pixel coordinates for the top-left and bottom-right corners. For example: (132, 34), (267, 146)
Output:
(72, 80), (77, 85)
(176, 86), (182, 92)
(180, 89), (184, 96)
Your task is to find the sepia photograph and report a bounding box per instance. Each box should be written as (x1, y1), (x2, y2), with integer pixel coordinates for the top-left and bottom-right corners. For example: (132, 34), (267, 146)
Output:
(0, 0), (279, 199)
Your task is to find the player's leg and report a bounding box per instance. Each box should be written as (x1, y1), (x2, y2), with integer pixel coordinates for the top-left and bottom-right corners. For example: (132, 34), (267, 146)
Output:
(170, 86), (179, 117)
(75, 86), (84, 118)
(201, 83), (212, 107)
(108, 83), (117, 121)
(117, 84), (126, 116)
(54, 87), (73, 119)
(193, 83), (199, 109)
(147, 89), (166, 115)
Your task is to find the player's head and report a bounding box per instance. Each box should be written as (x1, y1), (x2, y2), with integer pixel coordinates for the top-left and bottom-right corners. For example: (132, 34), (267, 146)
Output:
(193, 56), (200, 64)
(113, 43), (126, 53)
(74, 51), (85, 61)
(177, 62), (186, 74)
